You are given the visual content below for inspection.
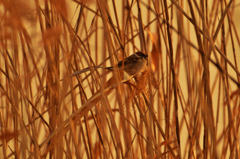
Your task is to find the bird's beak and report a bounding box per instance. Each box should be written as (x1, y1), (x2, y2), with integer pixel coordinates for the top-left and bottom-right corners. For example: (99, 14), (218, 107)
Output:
(144, 54), (148, 58)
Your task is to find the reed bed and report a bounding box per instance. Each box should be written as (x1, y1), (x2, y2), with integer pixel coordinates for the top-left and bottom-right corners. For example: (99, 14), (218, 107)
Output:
(0, 0), (240, 158)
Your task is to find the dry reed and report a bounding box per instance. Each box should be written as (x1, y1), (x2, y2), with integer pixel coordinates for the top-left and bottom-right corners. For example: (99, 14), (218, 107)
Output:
(0, 0), (240, 158)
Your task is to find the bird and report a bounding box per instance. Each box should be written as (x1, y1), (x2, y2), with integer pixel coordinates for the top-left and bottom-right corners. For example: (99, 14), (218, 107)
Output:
(33, 52), (148, 98)
(71, 51), (148, 77)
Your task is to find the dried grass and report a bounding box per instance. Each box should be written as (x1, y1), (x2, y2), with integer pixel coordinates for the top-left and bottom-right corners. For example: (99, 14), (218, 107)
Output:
(0, 0), (240, 158)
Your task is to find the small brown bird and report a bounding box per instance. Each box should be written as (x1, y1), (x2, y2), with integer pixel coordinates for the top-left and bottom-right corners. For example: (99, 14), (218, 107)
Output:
(71, 51), (148, 77)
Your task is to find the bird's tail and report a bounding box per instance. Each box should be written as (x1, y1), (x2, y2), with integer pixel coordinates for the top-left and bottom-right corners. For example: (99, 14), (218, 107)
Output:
(70, 66), (112, 77)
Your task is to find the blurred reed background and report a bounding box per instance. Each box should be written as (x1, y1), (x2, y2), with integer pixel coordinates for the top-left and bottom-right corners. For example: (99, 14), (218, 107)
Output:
(0, 0), (240, 158)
